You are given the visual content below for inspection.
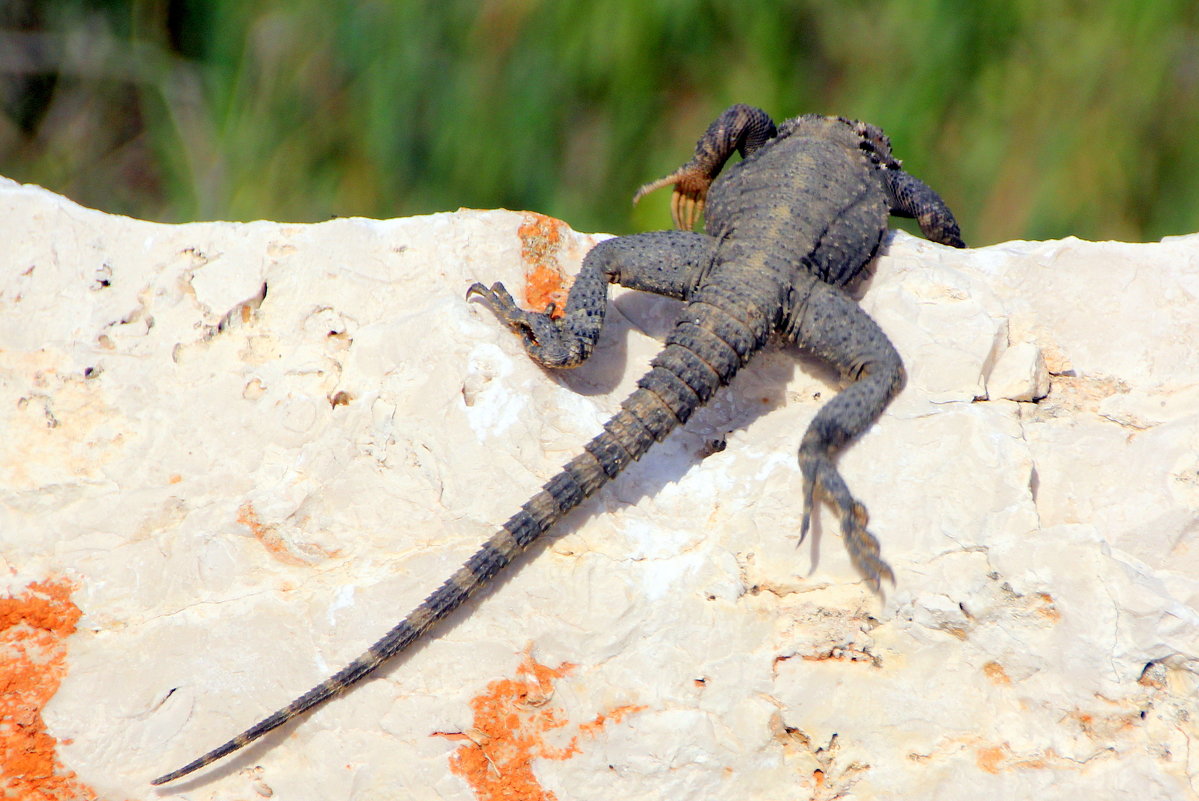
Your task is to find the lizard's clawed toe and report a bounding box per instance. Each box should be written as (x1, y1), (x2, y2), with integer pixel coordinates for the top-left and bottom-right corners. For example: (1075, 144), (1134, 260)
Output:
(468, 282), (589, 368)
(799, 452), (893, 593)
(672, 191), (706, 232)
(467, 280), (524, 324)
(632, 173), (678, 206)
(842, 512), (895, 592)
(633, 164), (712, 231)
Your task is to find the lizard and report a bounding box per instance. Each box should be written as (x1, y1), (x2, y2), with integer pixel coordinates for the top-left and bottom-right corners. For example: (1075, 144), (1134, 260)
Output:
(152, 103), (965, 786)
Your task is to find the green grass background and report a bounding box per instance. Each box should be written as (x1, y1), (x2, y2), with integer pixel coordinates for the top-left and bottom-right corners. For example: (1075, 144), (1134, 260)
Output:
(3, 0), (1199, 244)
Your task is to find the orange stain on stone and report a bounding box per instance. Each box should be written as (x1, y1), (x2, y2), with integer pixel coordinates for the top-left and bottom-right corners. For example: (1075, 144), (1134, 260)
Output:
(576, 704), (645, 738)
(517, 213), (570, 318)
(237, 501), (306, 566)
(436, 651), (644, 801)
(975, 744), (1008, 774)
(975, 741), (1058, 774)
(1034, 592), (1061, 623)
(0, 577), (105, 800)
(982, 660), (1011, 685)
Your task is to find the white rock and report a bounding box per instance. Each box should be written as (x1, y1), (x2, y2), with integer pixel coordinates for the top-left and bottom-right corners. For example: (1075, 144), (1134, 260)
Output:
(987, 340), (1051, 402)
(1, 176), (1196, 800)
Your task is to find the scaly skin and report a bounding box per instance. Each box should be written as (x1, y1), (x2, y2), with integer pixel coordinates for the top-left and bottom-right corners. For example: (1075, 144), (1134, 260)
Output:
(152, 104), (964, 786)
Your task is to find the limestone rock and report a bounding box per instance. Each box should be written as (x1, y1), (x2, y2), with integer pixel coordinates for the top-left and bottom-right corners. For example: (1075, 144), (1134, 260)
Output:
(987, 340), (1051, 402)
(2, 176), (1197, 800)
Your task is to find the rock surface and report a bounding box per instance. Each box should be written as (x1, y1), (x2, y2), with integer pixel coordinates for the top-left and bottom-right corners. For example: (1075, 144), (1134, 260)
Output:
(2, 176), (1198, 800)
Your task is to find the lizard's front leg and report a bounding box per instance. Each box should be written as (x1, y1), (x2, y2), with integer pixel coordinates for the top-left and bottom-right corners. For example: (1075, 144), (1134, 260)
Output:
(633, 104), (778, 231)
(784, 280), (906, 590)
(882, 169), (967, 248)
(468, 231), (715, 369)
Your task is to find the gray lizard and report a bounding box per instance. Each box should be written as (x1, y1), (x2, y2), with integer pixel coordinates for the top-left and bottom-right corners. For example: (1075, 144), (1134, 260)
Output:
(152, 103), (964, 785)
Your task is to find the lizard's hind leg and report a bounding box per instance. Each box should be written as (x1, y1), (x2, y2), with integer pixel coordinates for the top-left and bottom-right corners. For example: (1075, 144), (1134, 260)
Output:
(784, 281), (906, 590)
(468, 230), (714, 369)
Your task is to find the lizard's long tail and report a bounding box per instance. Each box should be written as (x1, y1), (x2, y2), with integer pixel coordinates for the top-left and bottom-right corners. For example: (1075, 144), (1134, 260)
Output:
(152, 322), (747, 785)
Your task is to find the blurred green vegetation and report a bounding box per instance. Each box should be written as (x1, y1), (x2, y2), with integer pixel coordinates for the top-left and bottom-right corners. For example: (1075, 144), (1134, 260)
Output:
(2, 0), (1199, 243)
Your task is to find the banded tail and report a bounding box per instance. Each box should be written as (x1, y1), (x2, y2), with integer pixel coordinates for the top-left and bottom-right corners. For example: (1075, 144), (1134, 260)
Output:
(152, 325), (747, 785)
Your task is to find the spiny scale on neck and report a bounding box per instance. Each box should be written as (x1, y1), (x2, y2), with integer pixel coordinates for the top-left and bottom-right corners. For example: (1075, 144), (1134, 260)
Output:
(152, 301), (763, 786)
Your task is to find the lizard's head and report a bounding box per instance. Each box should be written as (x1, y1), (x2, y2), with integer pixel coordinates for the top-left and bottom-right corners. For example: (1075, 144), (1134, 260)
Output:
(778, 114), (902, 170)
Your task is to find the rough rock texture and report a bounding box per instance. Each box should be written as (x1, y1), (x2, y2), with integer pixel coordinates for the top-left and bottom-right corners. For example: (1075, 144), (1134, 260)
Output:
(2, 176), (1197, 800)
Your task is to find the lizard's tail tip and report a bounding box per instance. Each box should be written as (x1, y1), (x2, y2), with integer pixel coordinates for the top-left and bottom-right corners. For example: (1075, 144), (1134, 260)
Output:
(631, 174), (676, 206)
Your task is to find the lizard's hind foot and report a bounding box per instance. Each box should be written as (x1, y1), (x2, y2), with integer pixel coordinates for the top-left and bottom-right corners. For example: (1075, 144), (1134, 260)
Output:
(466, 281), (589, 369)
(799, 451), (895, 592)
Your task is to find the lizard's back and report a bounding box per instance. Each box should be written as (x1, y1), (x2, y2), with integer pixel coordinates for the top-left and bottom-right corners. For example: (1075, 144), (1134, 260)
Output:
(705, 131), (890, 288)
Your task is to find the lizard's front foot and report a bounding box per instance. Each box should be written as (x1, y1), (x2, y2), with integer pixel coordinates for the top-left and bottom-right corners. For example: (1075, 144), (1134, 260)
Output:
(799, 447), (895, 592)
(466, 279), (558, 346)
(466, 282), (587, 369)
(921, 214), (967, 249)
(632, 162), (713, 232)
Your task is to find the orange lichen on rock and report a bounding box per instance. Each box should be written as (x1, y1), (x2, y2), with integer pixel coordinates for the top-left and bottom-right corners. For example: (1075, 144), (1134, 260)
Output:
(436, 650), (643, 801)
(517, 213), (570, 318)
(0, 577), (102, 800)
